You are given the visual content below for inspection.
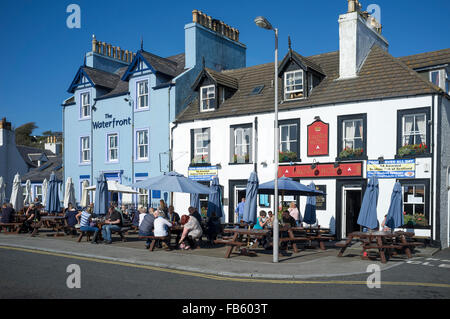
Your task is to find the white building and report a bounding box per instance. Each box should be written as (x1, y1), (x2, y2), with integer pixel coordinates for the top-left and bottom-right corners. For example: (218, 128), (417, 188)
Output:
(172, 1), (450, 247)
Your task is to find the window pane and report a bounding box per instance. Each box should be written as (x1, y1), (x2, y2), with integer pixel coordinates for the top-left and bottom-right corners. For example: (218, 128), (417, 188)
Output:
(281, 126), (288, 142)
(404, 186), (414, 202)
(289, 125), (297, 141)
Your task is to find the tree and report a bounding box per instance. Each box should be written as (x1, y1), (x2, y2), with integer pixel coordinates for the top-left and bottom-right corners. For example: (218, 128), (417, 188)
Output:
(15, 122), (39, 147)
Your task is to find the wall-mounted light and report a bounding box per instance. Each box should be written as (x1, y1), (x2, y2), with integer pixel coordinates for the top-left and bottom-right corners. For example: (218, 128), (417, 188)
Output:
(334, 162), (340, 168)
(260, 161), (268, 167)
(311, 159), (317, 170)
(314, 116), (321, 121)
(378, 156), (385, 164)
(215, 163), (222, 169)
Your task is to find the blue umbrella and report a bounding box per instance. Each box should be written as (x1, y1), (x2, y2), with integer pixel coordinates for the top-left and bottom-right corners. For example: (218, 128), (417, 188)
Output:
(94, 173), (109, 216)
(45, 171), (60, 214)
(304, 182), (317, 225)
(385, 182), (404, 230)
(131, 171), (211, 194)
(258, 176), (324, 196)
(357, 176), (379, 230)
(243, 172), (259, 225)
(207, 177), (223, 218)
(190, 193), (201, 215)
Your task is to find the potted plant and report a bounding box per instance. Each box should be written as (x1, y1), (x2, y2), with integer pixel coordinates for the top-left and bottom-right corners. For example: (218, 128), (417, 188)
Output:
(402, 212), (429, 228)
(398, 143), (427, 157)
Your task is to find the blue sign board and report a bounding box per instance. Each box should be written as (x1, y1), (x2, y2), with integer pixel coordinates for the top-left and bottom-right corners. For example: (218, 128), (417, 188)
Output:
(367, 159), (415, 179)
(188, 166), (218, 181)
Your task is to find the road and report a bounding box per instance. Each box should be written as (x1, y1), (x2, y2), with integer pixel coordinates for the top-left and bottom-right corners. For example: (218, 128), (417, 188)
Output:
(0, 246), (449, 300)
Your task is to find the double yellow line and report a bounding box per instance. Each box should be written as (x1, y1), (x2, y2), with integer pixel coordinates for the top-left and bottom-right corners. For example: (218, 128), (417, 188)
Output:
(1, 245), (449, 288)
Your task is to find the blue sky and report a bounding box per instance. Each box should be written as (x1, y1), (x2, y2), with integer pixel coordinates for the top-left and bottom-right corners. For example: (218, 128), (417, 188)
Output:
(0, 0), (449, 135)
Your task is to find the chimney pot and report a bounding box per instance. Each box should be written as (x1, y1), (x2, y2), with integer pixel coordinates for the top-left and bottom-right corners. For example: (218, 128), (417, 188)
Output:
(192, 9), (199, 23)
(107, 43), (112, 57)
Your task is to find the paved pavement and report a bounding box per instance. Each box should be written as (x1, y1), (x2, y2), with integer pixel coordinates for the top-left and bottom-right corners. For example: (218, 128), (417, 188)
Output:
(0, 232), (441, 279)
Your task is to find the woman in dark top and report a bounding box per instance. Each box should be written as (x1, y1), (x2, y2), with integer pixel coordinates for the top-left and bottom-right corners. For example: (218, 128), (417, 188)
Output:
(21, 204), (40, 233)
(64, 203), (78, 235)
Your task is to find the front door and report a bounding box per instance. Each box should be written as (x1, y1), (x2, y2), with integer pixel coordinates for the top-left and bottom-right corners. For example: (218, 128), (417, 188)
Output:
(342, 187), (362, 236)
(229, 180), (248, 224)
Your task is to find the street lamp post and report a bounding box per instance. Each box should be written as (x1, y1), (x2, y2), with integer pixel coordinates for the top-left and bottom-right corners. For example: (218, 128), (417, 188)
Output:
(254, 16), (279, 263)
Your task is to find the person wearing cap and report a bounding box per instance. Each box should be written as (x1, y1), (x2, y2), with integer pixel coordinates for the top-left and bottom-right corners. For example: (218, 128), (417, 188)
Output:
(21, 203), (41, 233)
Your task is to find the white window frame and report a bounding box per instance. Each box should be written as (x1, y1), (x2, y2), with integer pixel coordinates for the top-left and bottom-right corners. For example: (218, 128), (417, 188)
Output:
(402, 113), (426, 146)
(80, 136), (90, 164)
(194, 131), (209, 163)
(80, 92), (91, 119)
(284, 70), (304, 100)
(107, 133), (119, 163)
(137, 80), (149, 109)
(135, 178), (149, 208)
(342, 119), (364, 150)
(34, 185), (43, 202)
(200, 85), (216, 112)
(136, 129), (149, 161)
(403, 184), (426, 215)
(233, 127), (251, 163)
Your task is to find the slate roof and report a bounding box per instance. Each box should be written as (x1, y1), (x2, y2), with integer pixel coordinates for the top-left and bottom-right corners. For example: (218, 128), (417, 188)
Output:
(21, 156), (63, 183)
(176, 46), (447, 123)
(398, 48), (450, 70)
(140, 51), (186, 78)
(194, 68), (239, 90)
(16, 145), (55, 169)
(82, 66), (120, 90)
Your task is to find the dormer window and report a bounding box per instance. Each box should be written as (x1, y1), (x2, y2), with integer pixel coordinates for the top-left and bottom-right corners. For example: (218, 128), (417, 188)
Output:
(137, 80), (149, 109)
(200, 85), (216, 112)
(81, 92), (90, 118)
(284, 70), (304, 100)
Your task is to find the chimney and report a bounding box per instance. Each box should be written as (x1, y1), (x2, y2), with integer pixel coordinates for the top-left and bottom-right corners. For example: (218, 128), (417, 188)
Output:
(339, 0), (388, 79)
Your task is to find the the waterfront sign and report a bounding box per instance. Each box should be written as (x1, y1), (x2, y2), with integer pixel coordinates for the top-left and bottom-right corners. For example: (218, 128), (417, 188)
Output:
(367, 159), (415, 178)
(92, 114), (131, 130)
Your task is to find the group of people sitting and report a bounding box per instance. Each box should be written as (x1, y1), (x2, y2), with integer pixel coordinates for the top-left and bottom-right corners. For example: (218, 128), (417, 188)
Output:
(1, 199), (42, 234)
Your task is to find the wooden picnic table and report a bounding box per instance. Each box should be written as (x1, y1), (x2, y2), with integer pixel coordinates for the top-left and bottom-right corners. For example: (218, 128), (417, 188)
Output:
(215, 228), (270, 258)
(40, 216), (67, 236)
(278, 225), (334, 252)
(336, 231), (422, 263)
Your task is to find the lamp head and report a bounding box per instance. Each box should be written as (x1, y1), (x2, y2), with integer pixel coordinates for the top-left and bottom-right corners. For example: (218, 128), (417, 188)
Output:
(254, 16), (273, 30)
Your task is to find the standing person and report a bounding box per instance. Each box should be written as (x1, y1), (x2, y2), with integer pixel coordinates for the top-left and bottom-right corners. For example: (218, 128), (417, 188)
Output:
(188, 206), (202, 224)
(234, 197), (245, 224)
(101, 206), (122, 244)
(1, 203), (15, 223)
(153, 210), (172, 250)
(178, 214), (203, 250)
(167, 205), (180, 224)
(76, 207), (99, 244)
(64, 203), (78, 235)
(139, 209), (156, 249)
(288, 202), (302, 226)
(159, 199), (169, 216)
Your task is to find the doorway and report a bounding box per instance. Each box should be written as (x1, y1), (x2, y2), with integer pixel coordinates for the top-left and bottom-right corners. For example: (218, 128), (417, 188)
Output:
(229, 180), (248, 224)
(343, 187), (362, 236)
(336, 179), (366, 239)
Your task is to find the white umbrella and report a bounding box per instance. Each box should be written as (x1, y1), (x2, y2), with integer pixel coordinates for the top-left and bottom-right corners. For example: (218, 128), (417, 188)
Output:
(24, 179), (32, 206)
(86, 181), (138, 194)
(0, 176), (6, 204)
(42, 178), (48, 207)
(63, 177), (76, 208)
(10, 173), (24, 211)
(80, 180), (90, 208)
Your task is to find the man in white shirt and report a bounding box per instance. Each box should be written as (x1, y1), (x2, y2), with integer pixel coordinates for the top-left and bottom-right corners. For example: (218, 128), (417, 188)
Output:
(153, 209), (173, 250)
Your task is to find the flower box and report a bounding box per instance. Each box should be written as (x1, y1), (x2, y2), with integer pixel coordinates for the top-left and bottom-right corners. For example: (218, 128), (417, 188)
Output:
(397, 143), (427, 157)
(338, 147), (363, 159)
(279, 151), (297, 163)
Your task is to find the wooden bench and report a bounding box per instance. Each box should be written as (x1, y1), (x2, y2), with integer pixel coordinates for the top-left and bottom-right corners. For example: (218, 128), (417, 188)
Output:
(111, 227), (130, 242)
(139, 236), (171, 251)
(0, 222), (22, 234)
(77, 229), (93, 242)
(213, 238), (246, 258)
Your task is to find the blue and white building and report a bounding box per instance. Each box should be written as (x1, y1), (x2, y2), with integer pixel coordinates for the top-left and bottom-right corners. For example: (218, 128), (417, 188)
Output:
(62, 10), (246, 208)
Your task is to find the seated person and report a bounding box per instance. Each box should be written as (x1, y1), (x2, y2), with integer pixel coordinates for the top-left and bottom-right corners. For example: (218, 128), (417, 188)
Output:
(64, 202), (78, 235)
(205, 212), (222, 243)
(178, 214), (203, 250)
(1, 203), (15, 223)
(137, 206), (148, 227)
(138, 209), (156, 249)
(188, 206), (203, 225)
(101, 206), (123, 244)
(167, 205), (180, 224)
(76, 207), (99, 244)
(282, 210), (297, 227)
(153, 210), (172, 250)
(21, 203), (41, 233)
(266, 211), (274, 228)
(253, 210), (268, 230)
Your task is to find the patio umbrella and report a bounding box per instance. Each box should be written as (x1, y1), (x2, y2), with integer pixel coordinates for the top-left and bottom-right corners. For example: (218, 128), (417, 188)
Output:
(86, 181), (138, 194)
(46, 172), (61, 214)
(10, 173), (23, 211)
(63, 177), (76, 208)
(23, 179), (32, 206)
(190, 193), (201, 215)
(258, 176), (324, 197)
(130, 171), (211, 194)
(385, 182), (404, 230)
(80, 180), (90, 208)
(243, 172), (259, 225)
(0, 176), (5, 204)
(94, 173), (109, 216)
(42, 178), (48, 207)
(357, 176), (379, 230)
(303, 182), (317, 225)
(207, 176), (224, 218)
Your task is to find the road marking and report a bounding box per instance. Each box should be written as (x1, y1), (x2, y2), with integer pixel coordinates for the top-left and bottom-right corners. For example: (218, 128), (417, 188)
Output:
(1, 245), (450, 289)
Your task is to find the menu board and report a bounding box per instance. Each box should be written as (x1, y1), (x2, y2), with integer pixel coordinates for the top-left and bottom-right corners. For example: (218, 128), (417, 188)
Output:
(307, 120), (329, 156)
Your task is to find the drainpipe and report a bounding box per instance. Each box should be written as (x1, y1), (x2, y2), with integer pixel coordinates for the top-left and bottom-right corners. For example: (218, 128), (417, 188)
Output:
(447, 164), (450, 248)
(90, 99), (97, 189)
(168, 83), (174, 204)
